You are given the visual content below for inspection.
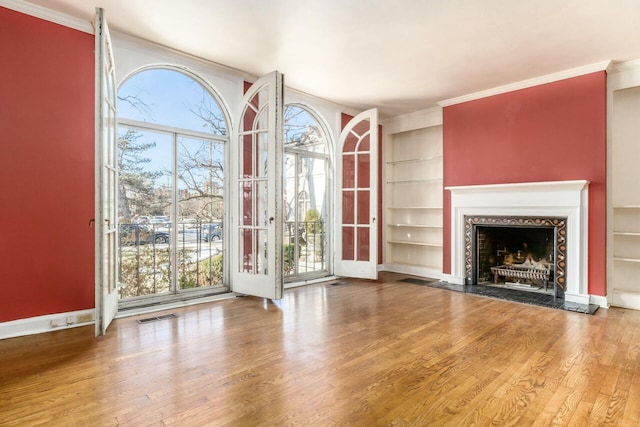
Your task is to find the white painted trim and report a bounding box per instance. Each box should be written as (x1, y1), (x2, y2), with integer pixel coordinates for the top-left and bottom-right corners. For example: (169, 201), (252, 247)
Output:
(441, 273), (465, 285)
(611, 290), (640, 310)
(438, 61), (611, 107)
(382, 107), (443, 135)
(446, 180), (590, 304)
(0, 0), (93, 33)
(111, 31), (255, 85)
(381, 263), (443, 281)
(590, 295), (609, 309)
(608, 60), (640, 92)
(0, 309), (95, 340)
(284, 276), (339, 289)
(116, 292), (236, 319)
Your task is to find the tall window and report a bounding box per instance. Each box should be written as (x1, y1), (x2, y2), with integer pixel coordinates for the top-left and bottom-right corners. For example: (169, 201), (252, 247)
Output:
(117, 67), (229, 301)
(283, 104), (331, 279)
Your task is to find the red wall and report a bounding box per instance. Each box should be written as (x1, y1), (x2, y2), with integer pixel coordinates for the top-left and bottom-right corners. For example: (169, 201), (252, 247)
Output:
(0, 8), (95, 322)
(443, 72), (607, 296)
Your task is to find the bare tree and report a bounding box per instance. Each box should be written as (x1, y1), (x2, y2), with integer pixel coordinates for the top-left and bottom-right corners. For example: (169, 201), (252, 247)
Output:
(118, 128), (164, 221)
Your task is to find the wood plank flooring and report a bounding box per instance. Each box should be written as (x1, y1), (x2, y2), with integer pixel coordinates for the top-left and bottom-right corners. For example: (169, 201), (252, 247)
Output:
(2, 272), (640, 426)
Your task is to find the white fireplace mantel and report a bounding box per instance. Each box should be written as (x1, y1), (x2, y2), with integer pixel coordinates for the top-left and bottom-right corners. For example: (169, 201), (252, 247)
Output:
(445, 180), (591, 305)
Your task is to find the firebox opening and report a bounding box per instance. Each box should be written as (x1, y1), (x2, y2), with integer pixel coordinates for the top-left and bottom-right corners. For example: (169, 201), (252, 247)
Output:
(475, 225), (556, 295)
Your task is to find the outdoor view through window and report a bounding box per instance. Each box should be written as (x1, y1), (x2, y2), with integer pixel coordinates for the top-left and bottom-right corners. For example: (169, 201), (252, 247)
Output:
(117, 68), (227, 299)
(117, 69), (332, 301)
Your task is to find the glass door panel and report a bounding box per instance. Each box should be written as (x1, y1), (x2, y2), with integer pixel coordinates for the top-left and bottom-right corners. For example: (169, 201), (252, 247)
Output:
(177, 136), (225, 289)
(117, 128), (173, 298)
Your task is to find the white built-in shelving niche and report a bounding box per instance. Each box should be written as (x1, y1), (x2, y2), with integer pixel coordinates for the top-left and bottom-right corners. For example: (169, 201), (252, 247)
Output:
(383, 108), (443, 278)
(610, 82), (640, 309)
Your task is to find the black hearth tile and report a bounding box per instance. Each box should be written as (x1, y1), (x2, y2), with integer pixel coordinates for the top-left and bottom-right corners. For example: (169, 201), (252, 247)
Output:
(562, 301), (600, 314)
(419, 281), (596, 315)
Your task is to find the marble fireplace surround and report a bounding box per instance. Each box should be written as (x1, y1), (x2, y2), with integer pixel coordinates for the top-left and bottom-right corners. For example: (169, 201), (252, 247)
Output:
(446, 180), (591, 305)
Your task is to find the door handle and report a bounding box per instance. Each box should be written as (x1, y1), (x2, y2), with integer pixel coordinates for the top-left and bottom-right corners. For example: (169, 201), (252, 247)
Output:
(269, 216), (274, 223)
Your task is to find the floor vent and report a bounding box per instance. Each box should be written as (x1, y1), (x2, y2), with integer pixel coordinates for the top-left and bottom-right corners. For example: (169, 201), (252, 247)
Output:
(136, 313), (177, 324)
(398, 278), (435, 286)
(330, 281), (349, 286)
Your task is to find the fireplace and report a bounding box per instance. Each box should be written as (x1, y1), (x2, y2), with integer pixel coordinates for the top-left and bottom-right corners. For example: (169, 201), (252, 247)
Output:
(446, 180), (591, 305)
(467, 216), (566, 297)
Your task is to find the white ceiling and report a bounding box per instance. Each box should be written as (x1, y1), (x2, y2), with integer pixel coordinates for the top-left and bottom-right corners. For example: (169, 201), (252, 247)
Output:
(22, 0), (640, 118)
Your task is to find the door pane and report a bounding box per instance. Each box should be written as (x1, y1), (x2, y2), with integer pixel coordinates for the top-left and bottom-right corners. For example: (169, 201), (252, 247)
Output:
(118, 127), (173, 298)
(177, 136), (224, 289)
(357, 227), (370, 261)
(238, 101), (270, 276)
(342, 226), (355, 261)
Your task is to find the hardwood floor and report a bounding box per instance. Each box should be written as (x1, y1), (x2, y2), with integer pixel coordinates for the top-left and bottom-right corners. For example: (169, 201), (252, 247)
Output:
(2, 272), (640, 426)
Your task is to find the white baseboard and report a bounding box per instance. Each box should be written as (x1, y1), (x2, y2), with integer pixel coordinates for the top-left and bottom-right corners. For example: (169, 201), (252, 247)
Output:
(590, 294), (609, 308)
(380, 263), (443, 281)
(441, 273), (465, 285)
(0, 309), (95, 340)
(611, 290), (640, 310)
(564, 292), (592, 306)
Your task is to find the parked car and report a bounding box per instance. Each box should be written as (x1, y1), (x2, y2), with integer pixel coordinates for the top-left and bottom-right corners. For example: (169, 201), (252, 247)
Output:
(149, 216), (170, 226)
(120, 224), (170, 245)
(202, 223), (222, 242)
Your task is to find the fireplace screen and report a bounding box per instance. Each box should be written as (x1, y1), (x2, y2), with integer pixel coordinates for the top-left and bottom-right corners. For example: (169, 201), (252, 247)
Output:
(465, 216), (567, 297)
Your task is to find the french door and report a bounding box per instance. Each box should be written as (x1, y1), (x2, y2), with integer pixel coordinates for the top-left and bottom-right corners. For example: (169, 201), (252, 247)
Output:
(95, 7), (119, 335)
(335, 109), (379, 279)
(231, 71), (285, 299)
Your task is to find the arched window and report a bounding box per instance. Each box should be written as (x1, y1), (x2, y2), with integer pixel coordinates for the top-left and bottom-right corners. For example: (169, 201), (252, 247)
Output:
(117, 67), (230, 301)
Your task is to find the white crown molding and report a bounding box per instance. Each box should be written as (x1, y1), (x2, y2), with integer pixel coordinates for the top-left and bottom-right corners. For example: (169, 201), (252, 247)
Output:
(0, 309), (95, 340)
(382, 106), (443, 135)
(0, 0), (93, 33)
(607, 59), (640, 91)
(607, 58), (640, 75)
(438, 60), (612, 107)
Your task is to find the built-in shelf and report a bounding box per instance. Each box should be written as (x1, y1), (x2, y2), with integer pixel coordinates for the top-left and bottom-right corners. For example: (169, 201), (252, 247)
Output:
(384, 120), (443, 276)
(386, 178), (443, 184)
(387, 206), (443, 210)
(610, 81), (640, 310)
(613, 257), (640, 263)
(387, 224), (442, 228)
(388, 240), (443, 247)
(386, 155), (443, 165)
